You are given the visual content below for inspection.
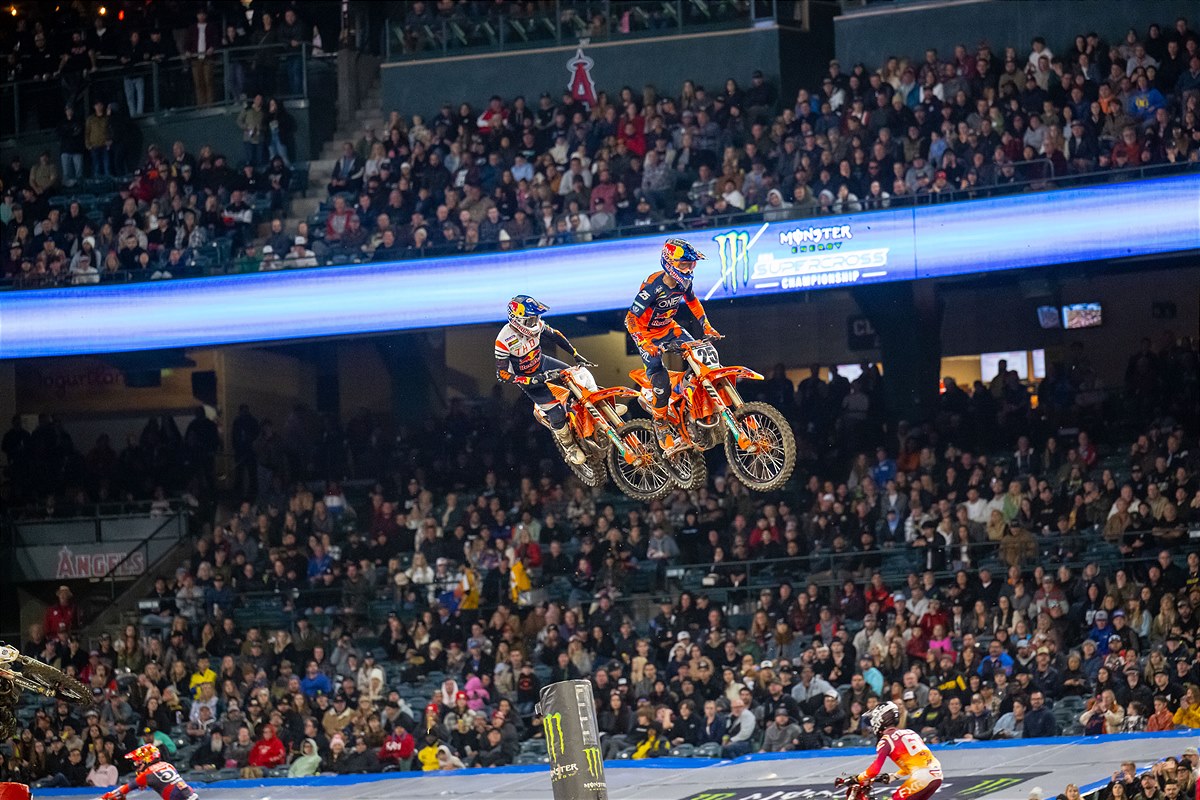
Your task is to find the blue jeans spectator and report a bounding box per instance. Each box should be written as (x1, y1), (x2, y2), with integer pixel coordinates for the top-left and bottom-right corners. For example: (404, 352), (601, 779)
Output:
(124, 76), (145, 116)
(286, 54), (304, 95)
(90, 146), (111, 177)
(243, 141), (264, 168)
(722, 740), (752, 758)
(60, 152), (83, 186)
(269, 129), (291, 167)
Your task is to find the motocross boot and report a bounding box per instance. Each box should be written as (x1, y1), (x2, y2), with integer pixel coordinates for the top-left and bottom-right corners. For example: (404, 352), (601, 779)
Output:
(651, 405), (678, 452)
(552, 424), (586, 465)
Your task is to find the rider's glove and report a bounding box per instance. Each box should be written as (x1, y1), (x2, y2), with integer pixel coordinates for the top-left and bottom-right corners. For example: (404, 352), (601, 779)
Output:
(700, 316), (724, 340)
(574, 354), (596, 368)
(878, 774), (892, 784)
(834, 778), (847, 787)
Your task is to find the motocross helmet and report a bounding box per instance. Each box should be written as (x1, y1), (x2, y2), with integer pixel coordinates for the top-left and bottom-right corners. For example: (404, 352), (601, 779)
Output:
(508, 294), (549, 339)
(660, 237), (705, 289)
(869, 701), (900, 737)
(127, 744), (161, 766)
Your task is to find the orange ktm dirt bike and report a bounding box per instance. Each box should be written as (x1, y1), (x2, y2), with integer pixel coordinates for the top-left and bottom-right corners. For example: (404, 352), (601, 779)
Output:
(629, 337), (796, 492)
(534, 366), (675, 501)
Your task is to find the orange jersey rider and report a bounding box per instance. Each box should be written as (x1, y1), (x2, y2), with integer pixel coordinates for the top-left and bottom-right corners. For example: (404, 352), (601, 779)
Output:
(857, 702), (943, 800)
(624, 237), (720, 449)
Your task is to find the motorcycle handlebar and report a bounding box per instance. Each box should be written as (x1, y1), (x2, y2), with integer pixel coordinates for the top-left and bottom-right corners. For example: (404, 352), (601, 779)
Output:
(661, 335), (720, 353)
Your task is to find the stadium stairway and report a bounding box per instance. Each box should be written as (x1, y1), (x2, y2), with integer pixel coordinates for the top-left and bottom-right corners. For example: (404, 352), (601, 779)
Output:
(290, 77), (383, 224)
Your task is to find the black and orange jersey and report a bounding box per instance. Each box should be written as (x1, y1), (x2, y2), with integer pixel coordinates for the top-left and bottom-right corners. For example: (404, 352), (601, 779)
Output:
(624, 270), (708, 343)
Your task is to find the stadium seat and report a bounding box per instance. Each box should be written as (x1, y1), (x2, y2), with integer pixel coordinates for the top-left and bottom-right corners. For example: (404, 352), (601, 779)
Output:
(834, 735), (872, 748)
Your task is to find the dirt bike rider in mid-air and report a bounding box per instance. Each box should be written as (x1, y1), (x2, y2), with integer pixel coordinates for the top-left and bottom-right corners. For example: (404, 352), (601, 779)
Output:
(101, 745), (198, 800)
(495, 295), (596, 465)
(839, 702), (943, 800)
(625, 237), (722, 451)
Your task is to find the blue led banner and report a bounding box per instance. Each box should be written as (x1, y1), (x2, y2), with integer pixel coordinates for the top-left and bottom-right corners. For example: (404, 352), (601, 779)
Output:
(1, 174), (1197, 359)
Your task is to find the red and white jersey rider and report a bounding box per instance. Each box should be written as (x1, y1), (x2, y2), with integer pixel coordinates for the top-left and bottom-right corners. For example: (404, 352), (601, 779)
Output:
(102, 745), (198, 800)
(858, 702), (943, 800)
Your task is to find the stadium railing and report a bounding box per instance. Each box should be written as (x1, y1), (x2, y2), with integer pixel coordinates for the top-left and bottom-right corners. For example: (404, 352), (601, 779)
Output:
(0, 42), (325, 139)
(383, 0), (778, 61)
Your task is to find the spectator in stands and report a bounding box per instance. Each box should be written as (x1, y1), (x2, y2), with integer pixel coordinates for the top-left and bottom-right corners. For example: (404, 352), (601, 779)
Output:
(329, 142), (364, 196)
(237, 95), (266, 167)
(85, 100), (112, 178)
(721, 697), (756, 758)
(184, 9), (218, 107)
(284, 237), (317, 268)
(43, 586), (79, 635)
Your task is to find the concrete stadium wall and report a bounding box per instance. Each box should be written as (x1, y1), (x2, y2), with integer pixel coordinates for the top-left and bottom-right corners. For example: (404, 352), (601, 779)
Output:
(380, 27), (783, 119)
(834, 0), (1200, 68)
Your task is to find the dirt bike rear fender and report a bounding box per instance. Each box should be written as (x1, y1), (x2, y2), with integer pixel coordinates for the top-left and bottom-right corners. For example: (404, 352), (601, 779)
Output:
(703, 365), (763, 384)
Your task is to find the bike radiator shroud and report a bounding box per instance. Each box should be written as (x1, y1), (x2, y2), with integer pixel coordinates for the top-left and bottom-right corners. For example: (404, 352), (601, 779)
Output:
(537, 680), (608, 800)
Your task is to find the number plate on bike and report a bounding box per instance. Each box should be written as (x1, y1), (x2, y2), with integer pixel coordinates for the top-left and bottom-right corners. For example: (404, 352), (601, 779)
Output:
(692, 343), (721, 367)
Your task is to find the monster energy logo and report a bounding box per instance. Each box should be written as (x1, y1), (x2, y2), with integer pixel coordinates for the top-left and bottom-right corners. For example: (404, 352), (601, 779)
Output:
(543, 712), (565, 760)
(583, 746), (602, 779)
(958, 778), (1024, 796)
(714, 231), (750, 295)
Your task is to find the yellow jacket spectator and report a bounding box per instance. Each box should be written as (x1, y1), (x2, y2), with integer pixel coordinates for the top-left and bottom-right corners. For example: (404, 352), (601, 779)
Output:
(417, 736), (441, 771)
(510, 560), (532, 605)
(188, 654), (216, 698)
(1172, 687), (1200, 729)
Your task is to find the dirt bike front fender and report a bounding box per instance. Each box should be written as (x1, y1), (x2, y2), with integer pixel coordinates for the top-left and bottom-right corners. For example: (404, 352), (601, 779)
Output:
(588, 385), (641, 403)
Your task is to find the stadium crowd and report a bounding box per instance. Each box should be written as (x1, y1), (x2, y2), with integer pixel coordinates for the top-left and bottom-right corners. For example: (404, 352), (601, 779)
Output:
(5, 13), (1200, 285)
(2, 334), (1199, 786)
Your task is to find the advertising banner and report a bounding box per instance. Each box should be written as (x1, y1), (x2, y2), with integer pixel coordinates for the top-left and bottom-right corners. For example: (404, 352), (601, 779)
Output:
(538, 680), (607, 800)
(1, 174), (1197, 359)
(11, 515), (186, 582)
(675, 772), (1048, 800)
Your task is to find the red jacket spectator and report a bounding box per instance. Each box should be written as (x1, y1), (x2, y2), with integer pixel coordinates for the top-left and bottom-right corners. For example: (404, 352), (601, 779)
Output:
(619, 123), (646, 156)
(378, 729), (415, 764)
(1109, 131), (1146, 165)
(43, 585), (80, 635)
(919, 606), (949, 637)
(325, 203), (355, 242)
(864, 581), (894, 613)
(248, 725), (287, 768)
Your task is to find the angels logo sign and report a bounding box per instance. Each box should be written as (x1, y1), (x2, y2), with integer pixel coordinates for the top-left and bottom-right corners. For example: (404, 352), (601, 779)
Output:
(567, 47), (597, 107)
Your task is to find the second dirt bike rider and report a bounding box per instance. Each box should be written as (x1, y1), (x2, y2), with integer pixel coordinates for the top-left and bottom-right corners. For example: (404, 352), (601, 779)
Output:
(496, 295), (594, 465)
(625, 237), (722, 450)
(849, 701), (944, 800)
(101, 744), (198, 800)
